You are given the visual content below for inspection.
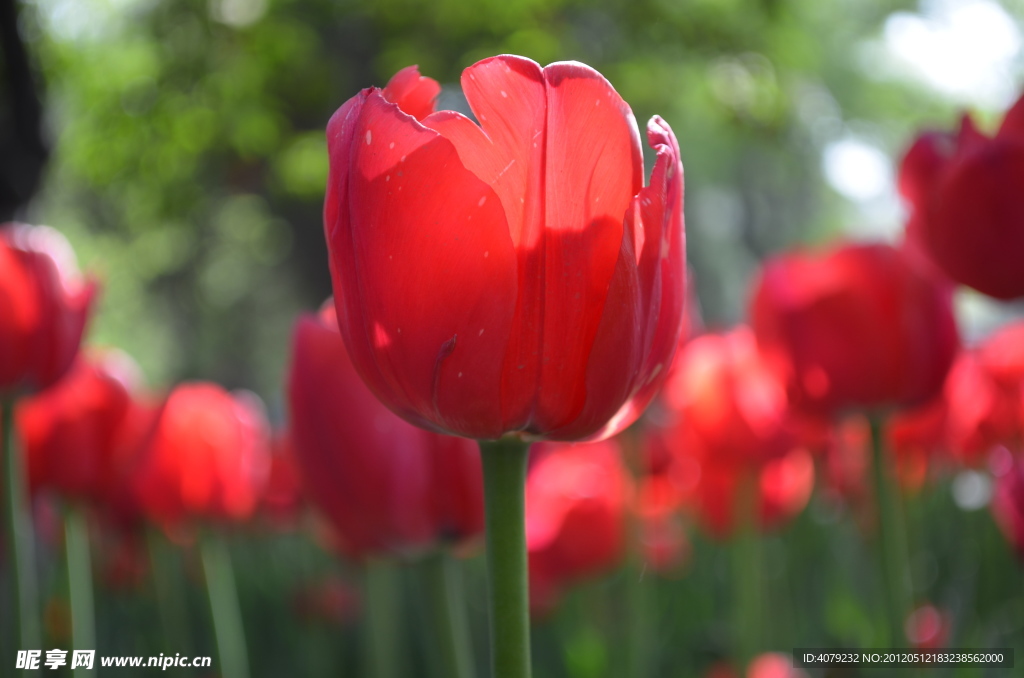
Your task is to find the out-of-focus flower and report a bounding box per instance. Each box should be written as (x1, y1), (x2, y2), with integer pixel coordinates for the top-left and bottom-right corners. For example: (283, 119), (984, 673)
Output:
(899, 94), (1024, 300)
(634, 472), (690, 573)
(259, 432), (304, 528)
(96, 526), (148, 591)
(0, 223), (95, 396)
(821, 415), (871, 510)
(752, 242), (958, 417)
(287, 303), (484, 559)
(943, 352), (1017, 467)
(658, 327), (798, 468)
(692, 448), (815, 538)
(292, 575), (361, 627)
(324, 57), (686, 441)
(991, 449), (1024, 561)
(905, 604), (951, 650)
(17, 351), (152, 513)
(887, 396), (947, 491)
(526, 438), (631, 614)
(132, 383), (271, 530)
(746, 652), (808, 678)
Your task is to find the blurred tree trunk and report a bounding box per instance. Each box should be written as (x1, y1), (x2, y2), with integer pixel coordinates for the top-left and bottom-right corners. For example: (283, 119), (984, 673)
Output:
(0, 0), (47, 221)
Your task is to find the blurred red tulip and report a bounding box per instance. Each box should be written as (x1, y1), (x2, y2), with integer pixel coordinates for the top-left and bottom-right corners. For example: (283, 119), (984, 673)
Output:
(693, 448), (814, 538)
(287, 304), (484, 558)
(991, 449), (1024, 561)
(634, 472), (690, 573)
(943, 352), (1018, 467)
(905, 604), (950, 650)
(977, 320), (1024, 389)
(659, 327), (798, 468)
(898, 94), (1024, 300)
(96, 526), (149, 591)
(752, 242), (958, 417)
(746, 652), (808, 678)
(17, 351), (152, 512)
(324, 57), (686, 441)
(526, 438), (631, 613)
(132, 383), (270, 530)
(887, 396), (946, 491)
(292, 575), (362, 627)
(0, 223), (95, 396)
(259, 433), (304, 528)
(821, 415), (871, 510)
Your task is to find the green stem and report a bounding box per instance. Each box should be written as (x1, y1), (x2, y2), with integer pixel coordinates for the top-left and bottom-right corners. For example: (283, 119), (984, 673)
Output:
(364, 559), (402, 678)
(623, 555), (652, 678)
(3, 398), (41, 660)
(619, 425), (652, 678)
(479, 437), (532, 678)
(733, 470), (761, 668)
(422, 552), (475, 678)
(201, 534), (250, 678)
(147, 529), (191, 654)
(868, 416), (911, 647)
(65, 509), (95, 676)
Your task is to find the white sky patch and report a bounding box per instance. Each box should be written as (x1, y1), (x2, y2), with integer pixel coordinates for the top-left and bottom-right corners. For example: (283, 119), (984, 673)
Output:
(952, 470), (993, 510)
(823, 137), (902, 240)
(883, 0), (1022, 107)
(823, 137), (893, 202)
(29, 0), (148, 43)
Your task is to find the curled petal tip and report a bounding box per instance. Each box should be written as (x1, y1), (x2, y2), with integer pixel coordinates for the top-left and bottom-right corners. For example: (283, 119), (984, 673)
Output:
(383, 65), (442, 122)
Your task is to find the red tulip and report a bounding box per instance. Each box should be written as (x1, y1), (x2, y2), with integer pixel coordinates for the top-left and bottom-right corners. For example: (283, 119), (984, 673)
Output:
(526, 438), (631, 612)
(905, 604), (950, 650)
(292, 575), (361, 627)
(977, 320), (1024, 390)
(324, 57), (686, 441)
(886, 396), (947, 491)
(821, 415), (872, 510)
(991, 449), (1024, 561)
(659, 327), (798, 468)
(132, 383), (270, 530)
(287, 303), (484, 558)
(746, 653), (808, 678)
(751, 242), (958, 417)
(0, 223), (95, 396)
(634, 473), (690, 573)
(943, 352), (1018, 466)
(691, 448), (814, 538)
(259, 432), (304, 528)
(898, 94), (1024, 300)
(17, 351), (151, 510)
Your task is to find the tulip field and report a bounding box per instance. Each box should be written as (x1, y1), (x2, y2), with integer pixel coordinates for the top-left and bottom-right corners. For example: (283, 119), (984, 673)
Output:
(2, 0), (1024, 677)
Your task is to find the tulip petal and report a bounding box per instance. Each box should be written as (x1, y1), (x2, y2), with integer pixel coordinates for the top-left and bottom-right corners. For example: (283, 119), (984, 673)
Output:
(382, 65), (441, 122)
(568, 117), (686, 440)
(326, 90), (518, 438)
(517, 62), (645, 433)
(289, 313), (435, 555)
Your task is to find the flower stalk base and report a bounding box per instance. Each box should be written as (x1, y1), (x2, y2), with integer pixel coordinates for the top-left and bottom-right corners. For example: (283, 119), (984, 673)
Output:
(479, 437), (532, 678)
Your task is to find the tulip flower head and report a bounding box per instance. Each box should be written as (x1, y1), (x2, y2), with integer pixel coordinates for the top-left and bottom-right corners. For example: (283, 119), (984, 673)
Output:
(0, 223), (95, 397)
(18, 350), (154, 514)
(991, 449), (1024, 561)
(287, 303), (484, 558)
(751, 242), (958, 417)
(526, 438), (631, 612)
(905, 604), (950, 650)
(690, 448), (815, 538)
(899, 93), (1024, 300)
(659, 327), (798, 468)
(324, 56), (686, 441)
(132, 382), (271, 531)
